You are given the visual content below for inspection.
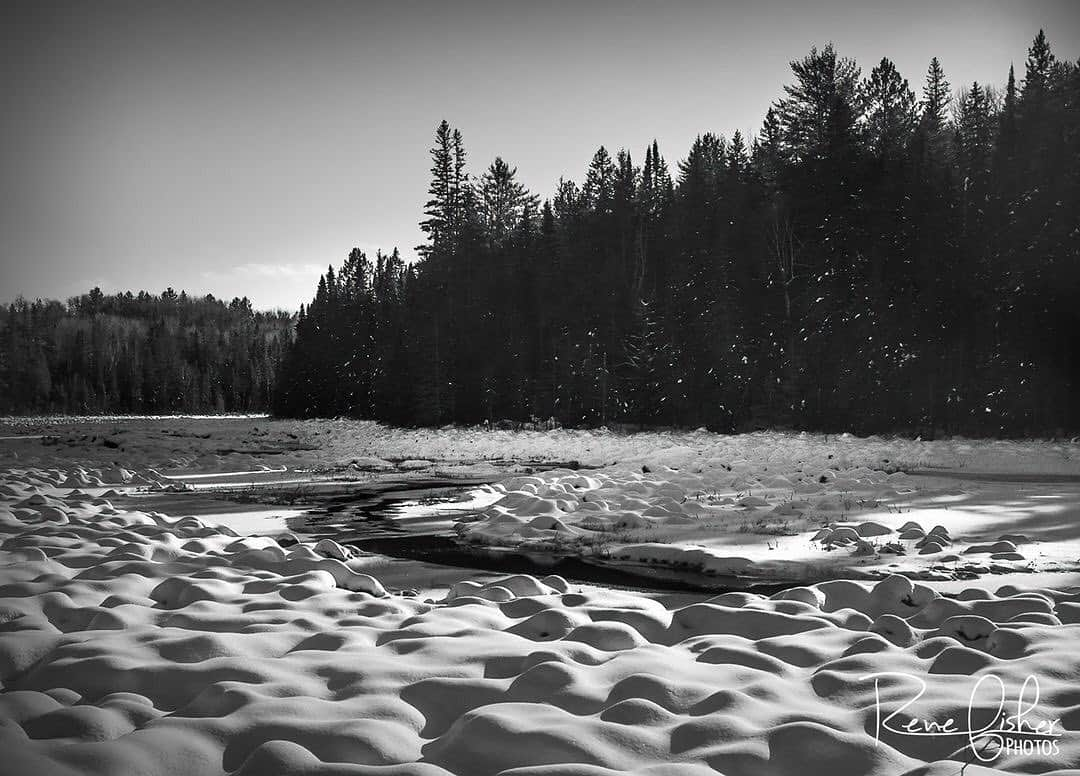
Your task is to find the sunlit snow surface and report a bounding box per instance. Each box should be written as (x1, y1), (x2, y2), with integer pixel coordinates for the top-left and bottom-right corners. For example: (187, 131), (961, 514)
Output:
(1, 419), (1079, 775)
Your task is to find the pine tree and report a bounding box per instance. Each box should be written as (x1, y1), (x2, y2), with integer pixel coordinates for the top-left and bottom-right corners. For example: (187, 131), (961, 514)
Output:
(451, 128), (469, 241)
(583, 147), (616, 213)
(419, 120), (455, 256)
(753, 107), (784, 190)
(775, 44), (863, 165)
(863, 57), (916, 159)
(920, 57), (951, 131)
(997, 65), (1020, 165)
(955, 82), (995, 184)
(640, 140), (673, 219)
(1021, 29), (1056, 105)
(727, 131), (748, 178)
(479, 157), (536, 247)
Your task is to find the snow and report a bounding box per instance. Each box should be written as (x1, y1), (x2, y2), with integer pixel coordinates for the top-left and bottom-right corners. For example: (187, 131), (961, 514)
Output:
(1, 420), (1079, 773)
(4, 416), (1079, 476)
(457, 462), (1080, 587)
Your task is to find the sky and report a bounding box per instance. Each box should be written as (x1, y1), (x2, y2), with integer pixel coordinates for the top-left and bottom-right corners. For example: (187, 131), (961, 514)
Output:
(2, 1), (1078, 311)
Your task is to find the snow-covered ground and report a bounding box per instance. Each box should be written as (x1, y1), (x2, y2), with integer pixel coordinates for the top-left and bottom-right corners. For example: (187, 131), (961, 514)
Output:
(1, 420), (1079, 774)
(7, 418), (1080, 587)
(458, 464), (1080, 587)
(3, 416), (1079, 475)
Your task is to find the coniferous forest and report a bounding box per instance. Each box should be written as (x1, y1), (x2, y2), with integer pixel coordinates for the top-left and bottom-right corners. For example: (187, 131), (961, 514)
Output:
(276, 34), (1080, 436)
(0, 289), (294, 414)
(6, 34), (1074, 433)
(275, 33), (1080, 435)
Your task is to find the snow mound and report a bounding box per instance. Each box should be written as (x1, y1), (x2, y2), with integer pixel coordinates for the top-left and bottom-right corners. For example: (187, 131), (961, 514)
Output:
(2, 464), (1079, 775)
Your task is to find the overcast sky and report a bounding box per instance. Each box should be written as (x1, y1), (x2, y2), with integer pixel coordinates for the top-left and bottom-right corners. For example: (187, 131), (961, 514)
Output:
(2, 0), (1078, 311)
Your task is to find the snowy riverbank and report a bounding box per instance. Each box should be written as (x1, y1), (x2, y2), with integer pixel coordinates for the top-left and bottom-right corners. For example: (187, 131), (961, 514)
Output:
(2, 422), (1080, 773)
(2, 460), (1079, 775)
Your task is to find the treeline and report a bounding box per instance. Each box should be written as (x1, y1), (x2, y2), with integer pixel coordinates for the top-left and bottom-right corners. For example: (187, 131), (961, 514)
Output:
(276, 31), (1080, 434)
(0, 288), (294, 414)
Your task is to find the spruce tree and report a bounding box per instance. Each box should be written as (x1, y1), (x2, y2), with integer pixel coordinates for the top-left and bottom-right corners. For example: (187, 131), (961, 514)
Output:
(583, 147), (616, 213)
(920, 57), (951, 131)
(419, 120), (455, 256)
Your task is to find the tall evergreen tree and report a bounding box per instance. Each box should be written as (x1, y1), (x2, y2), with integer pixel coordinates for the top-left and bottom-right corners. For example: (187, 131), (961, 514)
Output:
(920, 56), (951, 130)
(419, 120), (456, 256)
(479, 157), (537, 247)
(863, 57), (916, 159)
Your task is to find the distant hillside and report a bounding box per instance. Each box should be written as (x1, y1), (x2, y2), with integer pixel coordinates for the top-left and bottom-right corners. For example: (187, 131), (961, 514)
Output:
(0, 287), (295, 414)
